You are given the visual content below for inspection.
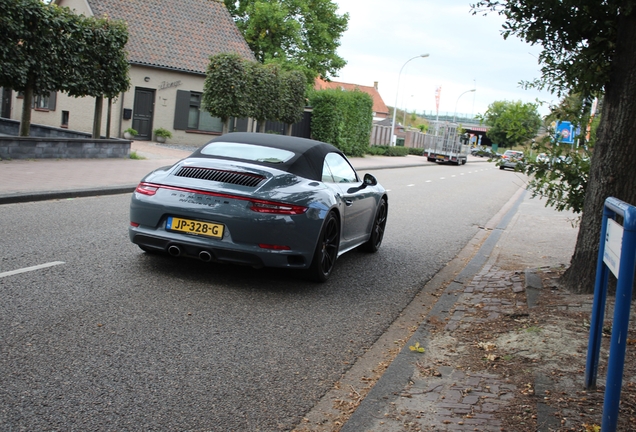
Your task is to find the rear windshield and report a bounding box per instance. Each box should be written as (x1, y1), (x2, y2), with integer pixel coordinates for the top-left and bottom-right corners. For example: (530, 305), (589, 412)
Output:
(200, 142), (295, 164)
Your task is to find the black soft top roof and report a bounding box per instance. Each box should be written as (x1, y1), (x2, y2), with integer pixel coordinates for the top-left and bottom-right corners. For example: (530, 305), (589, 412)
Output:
(190, 132), (345, 181)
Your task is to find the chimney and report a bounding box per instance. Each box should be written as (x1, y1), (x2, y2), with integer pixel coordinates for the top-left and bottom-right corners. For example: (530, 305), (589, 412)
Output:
(373, 81), (378, 90)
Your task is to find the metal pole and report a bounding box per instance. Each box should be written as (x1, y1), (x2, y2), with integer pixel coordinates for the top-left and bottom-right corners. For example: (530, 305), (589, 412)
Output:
(602, 203), (636, 431)
(391, 54), (429, 145)
(453, 89), (476, 123)
(585, 206), (613, 389)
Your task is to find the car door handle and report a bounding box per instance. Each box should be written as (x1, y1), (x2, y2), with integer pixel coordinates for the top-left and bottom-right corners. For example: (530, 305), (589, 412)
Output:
(344, 199), (353, 206)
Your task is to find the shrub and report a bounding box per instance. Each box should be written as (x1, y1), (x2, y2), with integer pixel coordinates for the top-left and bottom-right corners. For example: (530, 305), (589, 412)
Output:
(365, 145), (409, 157)
(366, 146), (386, 156)
(309, 88), (373, 157)
(153, 127), (172, 138)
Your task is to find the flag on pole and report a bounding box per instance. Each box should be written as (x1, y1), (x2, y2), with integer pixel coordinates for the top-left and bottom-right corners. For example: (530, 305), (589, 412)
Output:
(435, 86), (442, 115)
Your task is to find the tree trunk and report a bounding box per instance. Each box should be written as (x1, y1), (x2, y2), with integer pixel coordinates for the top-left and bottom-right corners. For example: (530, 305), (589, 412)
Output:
(285, 123), (292, 136)
(106, 97), (112, 139)
(562, 10), (636, 294)
(19, 81), (34, 137)
(92, 95), (103, 139)
(222, 117), (230, 135)
(258, 120), (266, 133)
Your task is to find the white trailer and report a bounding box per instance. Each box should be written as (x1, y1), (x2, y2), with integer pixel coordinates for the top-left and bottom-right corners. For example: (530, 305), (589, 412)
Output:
(423, 122), (469, 165)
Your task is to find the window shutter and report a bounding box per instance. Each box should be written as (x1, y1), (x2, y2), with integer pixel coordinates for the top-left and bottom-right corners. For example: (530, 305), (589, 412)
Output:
(174, 90), (190, 130)
(48, 91), (57, 111)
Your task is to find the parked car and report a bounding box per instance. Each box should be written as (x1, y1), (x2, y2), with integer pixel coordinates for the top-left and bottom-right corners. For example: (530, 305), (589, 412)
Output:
(536, 153), (550, 163)
(500, 150), (525, 170)
(129, 133), (388, 282)
(472, 147), (500, 158)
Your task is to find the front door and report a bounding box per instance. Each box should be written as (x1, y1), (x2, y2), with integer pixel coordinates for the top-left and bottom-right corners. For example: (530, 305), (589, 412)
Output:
(1, 87), (11, 118)
(132, 88), (155, 140)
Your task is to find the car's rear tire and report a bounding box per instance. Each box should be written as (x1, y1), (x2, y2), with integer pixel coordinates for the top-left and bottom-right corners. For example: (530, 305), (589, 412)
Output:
(499, 165), (505, 170)
(362, 198), (388, 253)
(308, 212), (340, 282)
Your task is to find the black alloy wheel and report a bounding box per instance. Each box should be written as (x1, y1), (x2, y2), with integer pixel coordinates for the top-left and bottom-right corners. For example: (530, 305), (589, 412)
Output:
(308, 212), (340, 282)
(362, 198), (387, 253)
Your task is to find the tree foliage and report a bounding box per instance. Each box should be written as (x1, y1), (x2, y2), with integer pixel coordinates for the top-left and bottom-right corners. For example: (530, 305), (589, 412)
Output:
(62, 17), (130, 99)
(247, 62), (281, 132)
(202, 53), (251, 134)
(0, 0), (130, 137)
(477, 100), (542, 148)
(202, 54), (307, 134)
(522, 93), (600, 215)
(278, 69), (307, 133)
(472, 1), (631, 98)
(223, 0), (349, 84)
(471, 0), (636, 294)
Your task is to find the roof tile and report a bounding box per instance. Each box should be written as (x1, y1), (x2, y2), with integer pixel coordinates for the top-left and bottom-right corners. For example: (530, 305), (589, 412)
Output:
(87, 0), (255, 74)
(314, 78), (389, 116)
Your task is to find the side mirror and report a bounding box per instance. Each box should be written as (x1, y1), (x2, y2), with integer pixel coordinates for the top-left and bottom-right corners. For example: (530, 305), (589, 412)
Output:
(347, 173), (377, 193)
(363, 173), (377, 186)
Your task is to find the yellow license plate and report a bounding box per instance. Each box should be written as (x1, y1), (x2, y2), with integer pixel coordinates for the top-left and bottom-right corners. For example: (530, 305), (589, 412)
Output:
(166, 217), (224, 238)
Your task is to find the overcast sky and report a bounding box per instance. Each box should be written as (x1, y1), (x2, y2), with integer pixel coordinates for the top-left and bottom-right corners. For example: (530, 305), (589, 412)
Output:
(333, 0), (557, 118)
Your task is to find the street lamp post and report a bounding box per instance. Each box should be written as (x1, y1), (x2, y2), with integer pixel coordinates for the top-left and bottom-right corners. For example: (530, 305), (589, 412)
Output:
(390, 54), (429, 145)
(453, 89), (476, 123)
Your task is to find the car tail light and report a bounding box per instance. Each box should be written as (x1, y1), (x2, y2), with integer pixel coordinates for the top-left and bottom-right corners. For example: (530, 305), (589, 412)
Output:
(130, 222), (140, 227)
(259, 243), (291, 250)
(133, 183), (307, 215)
(249, 200), (307, 215)
(135, 183), (159, 196)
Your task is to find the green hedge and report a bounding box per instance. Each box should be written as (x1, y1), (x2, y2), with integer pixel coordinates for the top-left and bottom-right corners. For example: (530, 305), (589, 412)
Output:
(366, 145), (410, 157)
(309, 88), (373, 157)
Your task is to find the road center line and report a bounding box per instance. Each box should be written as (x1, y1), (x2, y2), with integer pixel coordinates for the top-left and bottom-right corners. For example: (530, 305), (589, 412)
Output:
(0, 261), (66, 278)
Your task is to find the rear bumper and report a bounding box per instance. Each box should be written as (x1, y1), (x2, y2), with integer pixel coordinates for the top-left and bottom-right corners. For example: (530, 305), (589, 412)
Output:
(129, 228), (311, 269)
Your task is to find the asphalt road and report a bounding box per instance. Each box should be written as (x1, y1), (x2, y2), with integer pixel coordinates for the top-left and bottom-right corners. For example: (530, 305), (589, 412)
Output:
(0, 162), (526, 431)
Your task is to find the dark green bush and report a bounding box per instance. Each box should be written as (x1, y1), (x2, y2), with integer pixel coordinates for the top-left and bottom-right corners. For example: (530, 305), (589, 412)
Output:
(366, 145), (409, 157)
(384, 146), (409, 156)
(309, 88), (373, 157)
(366, 146), (386, 156)
(408, 147), (425, 156)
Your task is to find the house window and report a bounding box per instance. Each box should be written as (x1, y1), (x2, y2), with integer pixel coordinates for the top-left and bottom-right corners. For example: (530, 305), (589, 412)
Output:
(17, 91), (57, 111)
(174, 90), (223, 133)
(16, 91), (57, 111)
(61, 110), (69, 127)
(35, 94), (49, 110)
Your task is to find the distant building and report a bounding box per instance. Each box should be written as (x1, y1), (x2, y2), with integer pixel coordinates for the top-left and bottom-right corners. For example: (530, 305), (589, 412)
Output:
(314, 78), (390, 121)
(1, 0), (255, 145)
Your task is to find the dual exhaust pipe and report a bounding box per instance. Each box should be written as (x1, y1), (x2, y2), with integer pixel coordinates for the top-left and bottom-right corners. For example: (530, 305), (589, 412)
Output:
(167, 245), (213, 262)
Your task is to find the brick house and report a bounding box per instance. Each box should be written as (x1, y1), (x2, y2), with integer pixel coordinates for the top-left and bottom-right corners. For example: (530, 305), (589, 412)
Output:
(1, 0), (255, 145)
(314, 78), (390, 121)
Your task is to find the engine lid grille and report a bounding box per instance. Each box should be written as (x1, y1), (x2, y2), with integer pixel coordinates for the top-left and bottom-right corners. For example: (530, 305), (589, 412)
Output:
(175, 167), (265, 187)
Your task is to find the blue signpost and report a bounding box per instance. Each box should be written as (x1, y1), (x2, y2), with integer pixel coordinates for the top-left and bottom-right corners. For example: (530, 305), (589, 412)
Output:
(585, 197), (636, 431)
(555, 120), (575, 144)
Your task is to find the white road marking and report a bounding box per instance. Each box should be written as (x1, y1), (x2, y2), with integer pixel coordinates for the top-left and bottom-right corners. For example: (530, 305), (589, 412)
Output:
(407, 184), (415, 187)
(426, 180), (432, 183)
(451, 175), (456, 178)
(0, 261), (65, 278)
(440, 177), (446, 180)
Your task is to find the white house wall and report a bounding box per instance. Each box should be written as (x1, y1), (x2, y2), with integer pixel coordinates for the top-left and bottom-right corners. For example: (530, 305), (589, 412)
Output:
(9, 65), (217, 146)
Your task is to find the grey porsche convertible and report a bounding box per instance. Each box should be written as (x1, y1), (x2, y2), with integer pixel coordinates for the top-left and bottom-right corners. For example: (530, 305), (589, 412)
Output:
(129, 132), (388, 281)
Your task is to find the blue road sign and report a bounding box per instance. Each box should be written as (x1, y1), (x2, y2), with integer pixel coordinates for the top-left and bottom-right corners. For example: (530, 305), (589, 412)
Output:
(555, 121), (575, 144)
